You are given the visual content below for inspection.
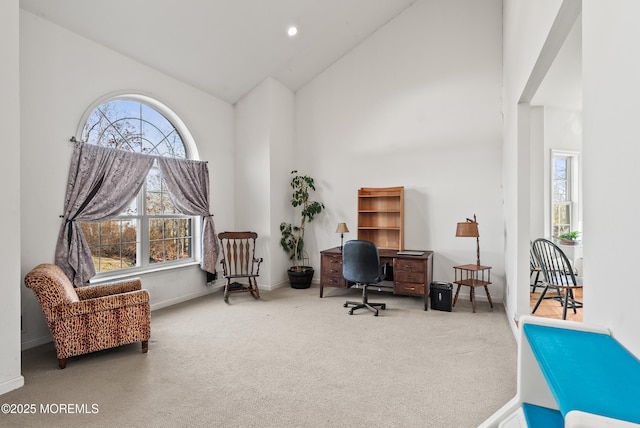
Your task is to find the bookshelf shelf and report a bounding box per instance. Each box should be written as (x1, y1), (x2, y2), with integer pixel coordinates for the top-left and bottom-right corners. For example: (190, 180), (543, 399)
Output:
(357, 187), (404, 250)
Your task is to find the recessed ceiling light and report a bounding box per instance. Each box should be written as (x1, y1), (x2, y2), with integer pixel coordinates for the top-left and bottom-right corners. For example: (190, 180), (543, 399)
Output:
(287, 26), (298, 37)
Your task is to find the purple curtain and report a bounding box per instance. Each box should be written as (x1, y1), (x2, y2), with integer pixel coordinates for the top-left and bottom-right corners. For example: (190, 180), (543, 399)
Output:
(55, 143), (154, 287)
(158, 158), (219, 274)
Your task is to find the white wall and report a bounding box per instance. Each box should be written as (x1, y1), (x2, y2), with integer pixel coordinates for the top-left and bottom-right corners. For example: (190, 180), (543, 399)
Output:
(267, 81), (296, 287)
(295, 0), (504, 299)
(502, 0), (565, 325)
(530, 107), (545, 239)
(19, 10), (235, 349)
(583, 0), (640, 356)
(0, 0), (25, 395)
(234, 78), (295, 287)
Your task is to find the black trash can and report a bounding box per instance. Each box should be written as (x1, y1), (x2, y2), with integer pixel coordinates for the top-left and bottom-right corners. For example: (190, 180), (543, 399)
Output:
(430, 282), (453, 312)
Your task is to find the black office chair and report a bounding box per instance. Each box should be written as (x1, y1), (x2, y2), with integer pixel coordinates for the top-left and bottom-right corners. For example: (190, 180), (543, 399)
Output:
(531, 238), (583, 320)
(342, 240), (387, 316)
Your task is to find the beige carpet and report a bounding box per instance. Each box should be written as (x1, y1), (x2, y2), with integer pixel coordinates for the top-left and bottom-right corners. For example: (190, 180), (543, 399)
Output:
(3, 285), (516, 427)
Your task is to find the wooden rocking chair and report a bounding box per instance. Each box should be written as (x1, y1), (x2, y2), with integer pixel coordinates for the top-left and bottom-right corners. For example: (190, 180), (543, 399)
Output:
(218, 231), (262, 303)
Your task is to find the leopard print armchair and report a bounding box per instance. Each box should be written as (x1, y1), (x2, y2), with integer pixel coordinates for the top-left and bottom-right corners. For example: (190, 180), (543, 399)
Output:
(24, 263), (150, 369)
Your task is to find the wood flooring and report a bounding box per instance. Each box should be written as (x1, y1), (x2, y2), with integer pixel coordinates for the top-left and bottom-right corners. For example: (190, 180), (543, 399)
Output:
(529, 286), (583, 322)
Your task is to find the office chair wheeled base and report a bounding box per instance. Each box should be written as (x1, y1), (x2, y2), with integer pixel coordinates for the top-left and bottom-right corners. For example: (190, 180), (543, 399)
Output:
(344, 301), (386, 316)
(344, 284), (386, 316)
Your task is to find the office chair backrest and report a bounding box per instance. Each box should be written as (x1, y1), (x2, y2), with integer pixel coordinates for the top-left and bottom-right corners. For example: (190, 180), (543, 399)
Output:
(342, 240), (381, 284)
(531, 238), (578, 287)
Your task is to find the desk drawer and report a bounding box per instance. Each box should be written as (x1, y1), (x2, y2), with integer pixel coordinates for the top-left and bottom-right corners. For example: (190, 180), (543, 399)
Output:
(395, 270), (425, 284)
(325, 274), (346, 287)
(395, 281), (425, 295)
(321, 256), (343, 275)
(395, 259), (426, 274)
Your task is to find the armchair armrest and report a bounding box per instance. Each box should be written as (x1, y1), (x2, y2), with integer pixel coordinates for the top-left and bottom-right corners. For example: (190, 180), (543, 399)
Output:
(53, 289), (149, 320)
(76, 279), (142, 300)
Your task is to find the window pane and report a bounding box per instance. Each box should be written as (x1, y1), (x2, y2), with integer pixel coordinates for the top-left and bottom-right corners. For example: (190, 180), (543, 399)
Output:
(121, 244), (137, 268)
(149, 241), (165, 264)
(176, 238), (191, 260)
(553, 158), (567, 180)
(554, 204), (570, 225)
(148, 218), (192, 263)
(99, 244), (122, 272)
(164, 219), (178, 238)
(80, 222), (99, 247)
(553, 180), (567, 202)
(80, 220), (139, 273)
(149, 218), (164, 240)
(100, 220), (123, 244)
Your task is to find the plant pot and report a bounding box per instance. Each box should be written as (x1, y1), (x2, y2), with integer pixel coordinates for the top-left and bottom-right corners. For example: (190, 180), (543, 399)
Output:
(559, 238), (579, 245)
(287, 266), (314, 289)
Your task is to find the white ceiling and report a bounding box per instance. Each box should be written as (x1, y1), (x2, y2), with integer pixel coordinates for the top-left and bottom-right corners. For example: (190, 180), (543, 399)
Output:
(20, 0), (418, 104)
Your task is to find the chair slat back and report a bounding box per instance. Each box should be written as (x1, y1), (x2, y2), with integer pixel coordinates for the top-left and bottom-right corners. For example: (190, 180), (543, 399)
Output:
(530, 242), (540, 271)
(218, 232), (259, 276)
(531, 238), (578, 287)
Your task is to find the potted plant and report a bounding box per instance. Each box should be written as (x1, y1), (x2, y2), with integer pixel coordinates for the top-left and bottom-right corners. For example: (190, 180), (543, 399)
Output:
(558, 231), (580, 245)
(280, 170), (325, 289)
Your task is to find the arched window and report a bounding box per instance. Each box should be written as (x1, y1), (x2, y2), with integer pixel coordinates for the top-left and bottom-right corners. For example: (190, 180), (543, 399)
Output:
(79, 96), (198, 274)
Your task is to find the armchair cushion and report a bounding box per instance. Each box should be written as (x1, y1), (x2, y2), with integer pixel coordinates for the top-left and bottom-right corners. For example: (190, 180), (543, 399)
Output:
(75, 279), (142, 300)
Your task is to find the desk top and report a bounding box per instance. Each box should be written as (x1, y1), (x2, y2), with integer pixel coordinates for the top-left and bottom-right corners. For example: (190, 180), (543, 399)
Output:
(454, 264), (491, 271)
(321, 246), (433, 260)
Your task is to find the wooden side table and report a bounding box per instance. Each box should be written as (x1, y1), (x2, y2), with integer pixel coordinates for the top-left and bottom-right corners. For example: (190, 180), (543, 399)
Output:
(453, 264), (493, 313)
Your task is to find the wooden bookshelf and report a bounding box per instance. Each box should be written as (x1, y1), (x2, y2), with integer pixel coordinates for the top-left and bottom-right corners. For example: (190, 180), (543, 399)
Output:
(357, 187), (404, 250)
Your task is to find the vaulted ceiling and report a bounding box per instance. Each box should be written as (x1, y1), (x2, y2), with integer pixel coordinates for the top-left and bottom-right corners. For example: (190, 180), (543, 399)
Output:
(20, 0), (418, 104)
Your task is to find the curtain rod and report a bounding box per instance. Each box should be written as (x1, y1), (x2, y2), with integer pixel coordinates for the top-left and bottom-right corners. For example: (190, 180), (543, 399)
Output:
(67, 136), (207, 163)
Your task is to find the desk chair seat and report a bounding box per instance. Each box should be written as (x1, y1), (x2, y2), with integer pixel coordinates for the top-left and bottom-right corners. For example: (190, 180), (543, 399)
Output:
(342, 240), (387, 316)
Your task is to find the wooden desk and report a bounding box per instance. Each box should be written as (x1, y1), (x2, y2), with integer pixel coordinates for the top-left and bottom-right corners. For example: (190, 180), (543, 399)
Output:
(453, 264), (493, 313)
(319, 247), (434, 310)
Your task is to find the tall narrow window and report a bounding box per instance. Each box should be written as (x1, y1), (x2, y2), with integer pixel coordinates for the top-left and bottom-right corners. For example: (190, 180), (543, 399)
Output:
(79, 97), (196, 274)
(551, 151), (580, 237)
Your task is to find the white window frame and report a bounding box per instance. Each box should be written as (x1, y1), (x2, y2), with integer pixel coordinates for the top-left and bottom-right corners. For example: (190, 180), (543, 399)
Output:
(550, 149), (581, 238)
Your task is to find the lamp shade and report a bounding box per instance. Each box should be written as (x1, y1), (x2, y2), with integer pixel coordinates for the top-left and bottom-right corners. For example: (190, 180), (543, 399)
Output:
(456, 221), (479, 238)
(336, 223), (349, 233)
(456, 214), (481, 265)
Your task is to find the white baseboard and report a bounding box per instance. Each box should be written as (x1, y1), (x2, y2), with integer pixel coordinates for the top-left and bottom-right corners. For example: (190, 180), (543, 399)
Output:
(21, 334), (52, 351)
(0, 375), (24, 396)
(150, 285), (221, 311)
